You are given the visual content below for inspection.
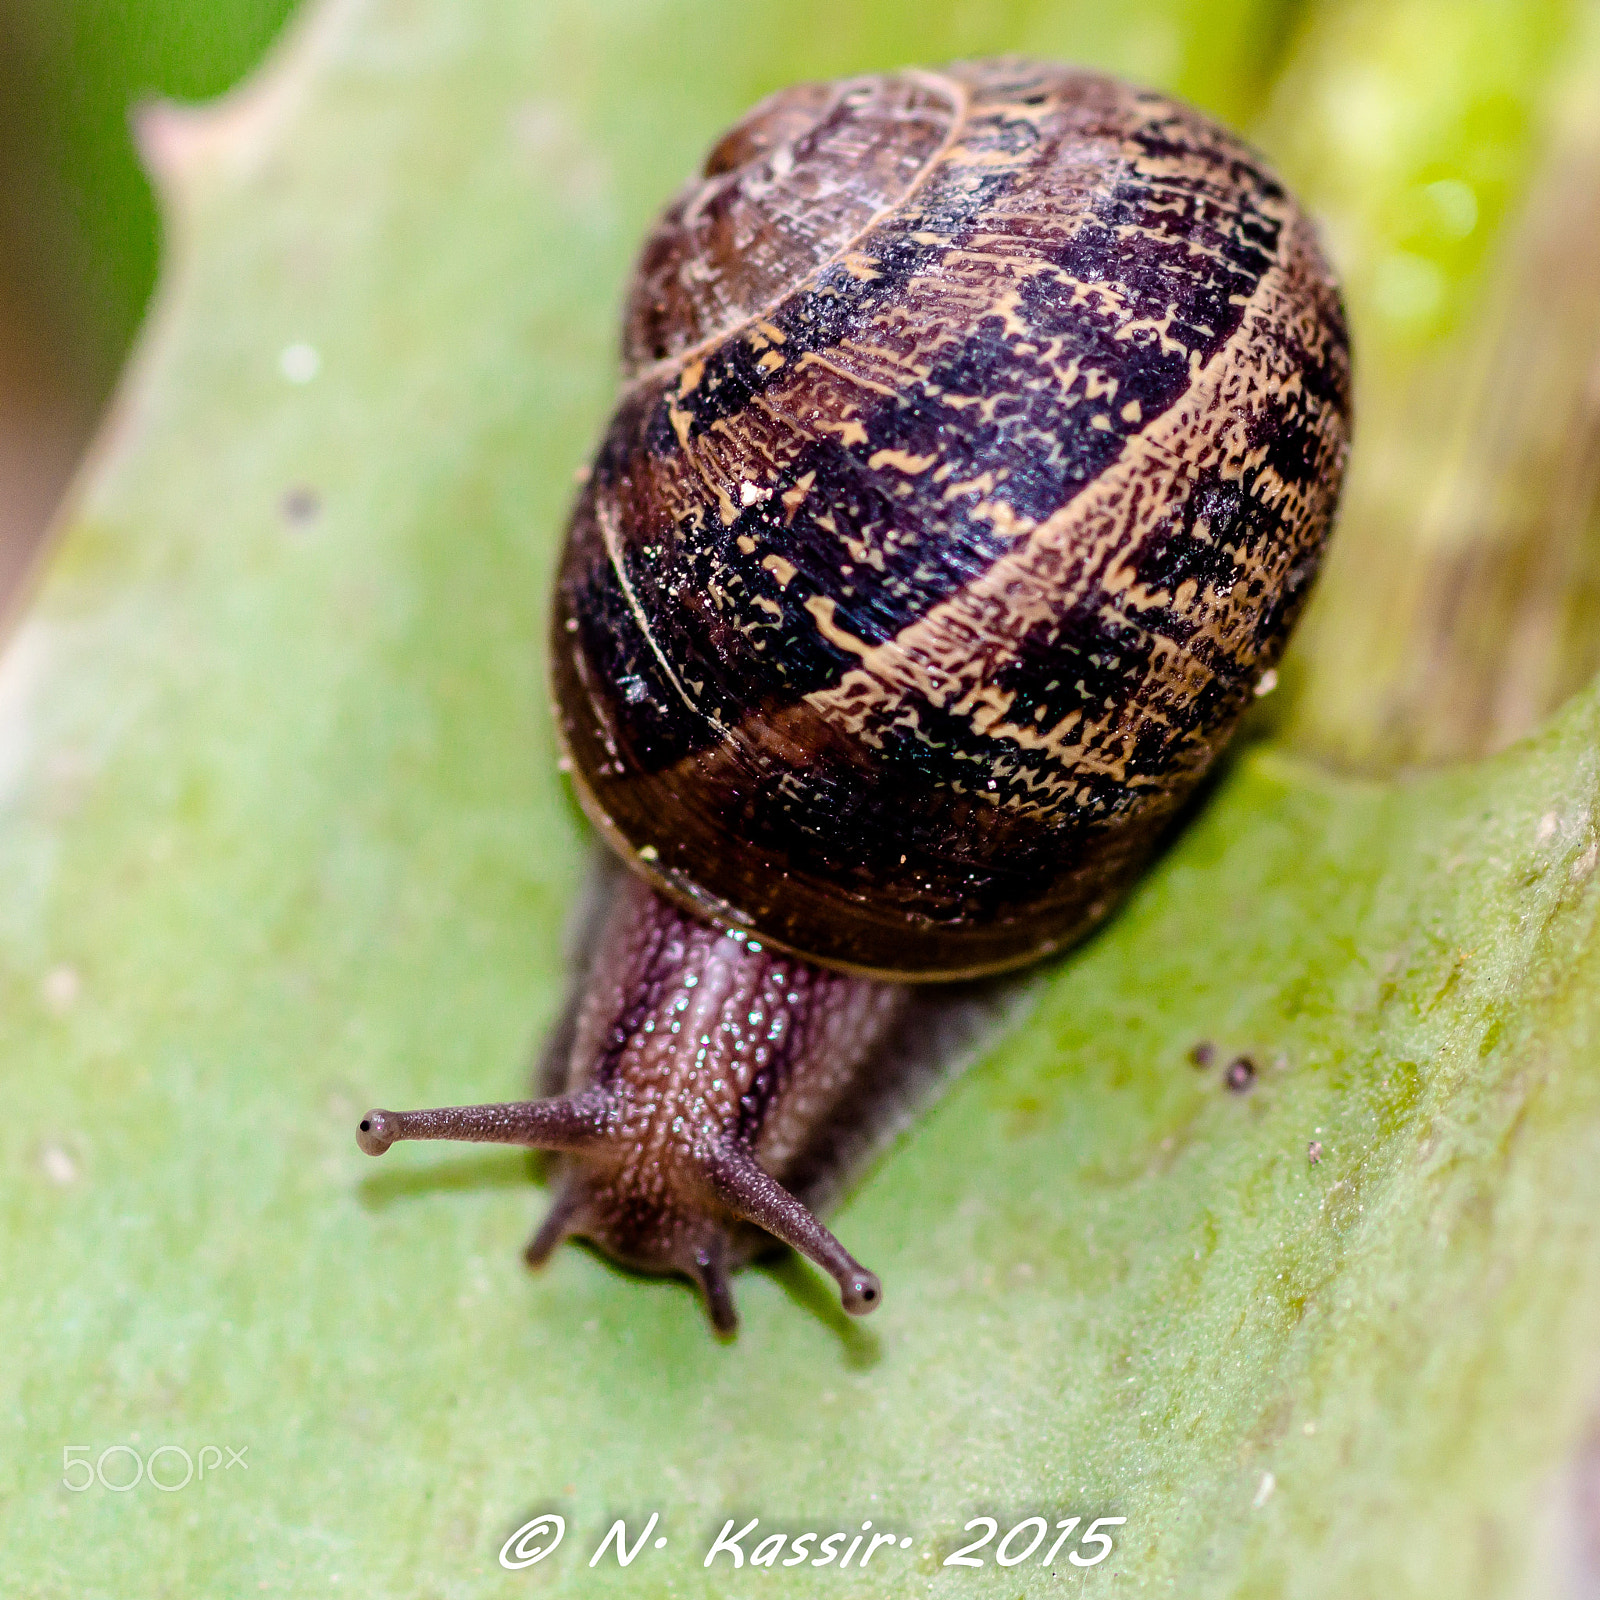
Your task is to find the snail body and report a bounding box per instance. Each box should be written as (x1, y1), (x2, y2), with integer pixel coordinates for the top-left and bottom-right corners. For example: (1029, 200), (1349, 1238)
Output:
(359, 59), (1350, 1332)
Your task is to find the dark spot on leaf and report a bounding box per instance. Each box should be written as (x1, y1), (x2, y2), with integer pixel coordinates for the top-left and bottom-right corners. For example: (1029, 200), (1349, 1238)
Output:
(280, 485), (321, 526)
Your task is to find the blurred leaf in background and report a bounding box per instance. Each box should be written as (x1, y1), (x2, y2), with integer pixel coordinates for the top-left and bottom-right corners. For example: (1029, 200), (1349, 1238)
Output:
(5, 2), (1600, 1597)
(0, 0), (298, 604)
(1265, 0), (1600, 769)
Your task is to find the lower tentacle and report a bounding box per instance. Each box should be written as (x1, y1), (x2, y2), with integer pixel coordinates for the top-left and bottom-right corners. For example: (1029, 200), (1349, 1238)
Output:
(524, 1183), (586, 1267)
(693, 1237), (740, 1334)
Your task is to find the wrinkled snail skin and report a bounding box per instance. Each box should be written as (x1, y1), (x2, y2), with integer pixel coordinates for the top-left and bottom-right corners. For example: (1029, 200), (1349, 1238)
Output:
(360, 873), (906, 1331)
(358, 59), (1351, 1333)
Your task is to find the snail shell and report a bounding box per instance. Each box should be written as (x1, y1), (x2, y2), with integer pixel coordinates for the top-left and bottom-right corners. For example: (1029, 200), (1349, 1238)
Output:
(359, 60), (1350, 1334)
(554, 57), (1351, 980)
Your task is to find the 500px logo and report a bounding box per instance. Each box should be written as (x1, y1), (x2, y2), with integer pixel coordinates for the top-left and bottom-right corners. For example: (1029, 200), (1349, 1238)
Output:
(61, 1444), (249, 1492)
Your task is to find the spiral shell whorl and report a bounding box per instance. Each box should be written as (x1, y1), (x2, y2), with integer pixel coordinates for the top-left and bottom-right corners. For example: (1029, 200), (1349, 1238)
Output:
(622, 71), (963, 376)
(556, 59), (1351, 979)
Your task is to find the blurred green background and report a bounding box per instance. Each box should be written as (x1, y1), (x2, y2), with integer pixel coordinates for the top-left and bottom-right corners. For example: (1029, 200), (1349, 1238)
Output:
(7, 4), (1600, 1596)
(5, 0), (1595, 766)
(0, 0), (299, 606)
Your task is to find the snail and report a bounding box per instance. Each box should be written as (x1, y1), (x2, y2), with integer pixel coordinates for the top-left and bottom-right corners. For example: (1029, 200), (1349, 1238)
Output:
(357, 58), (1350, 1332)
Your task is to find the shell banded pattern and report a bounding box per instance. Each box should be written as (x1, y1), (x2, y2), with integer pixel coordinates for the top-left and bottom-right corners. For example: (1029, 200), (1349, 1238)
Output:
(554, 59), (1351, 979)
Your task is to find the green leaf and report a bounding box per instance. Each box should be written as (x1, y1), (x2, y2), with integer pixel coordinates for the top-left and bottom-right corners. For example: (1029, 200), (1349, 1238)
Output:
(5, 1), (1599, 1595)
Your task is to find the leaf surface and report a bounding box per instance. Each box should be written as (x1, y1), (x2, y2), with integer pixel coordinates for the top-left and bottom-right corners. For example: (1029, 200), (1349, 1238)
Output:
(5, 1), (1599, 1594)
